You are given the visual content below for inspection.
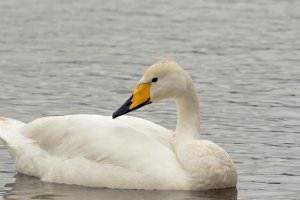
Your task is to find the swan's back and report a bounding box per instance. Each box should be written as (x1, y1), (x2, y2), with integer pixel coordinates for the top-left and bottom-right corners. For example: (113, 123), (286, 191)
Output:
(1, 115), (188, 190)
(23, 115), (172, 161)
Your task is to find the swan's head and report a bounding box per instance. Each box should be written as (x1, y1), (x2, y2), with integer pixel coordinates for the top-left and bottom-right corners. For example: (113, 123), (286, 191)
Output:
(113, 60), (188, 119)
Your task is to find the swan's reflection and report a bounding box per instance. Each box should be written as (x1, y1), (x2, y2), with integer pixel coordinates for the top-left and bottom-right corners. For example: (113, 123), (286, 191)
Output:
(4, 173), (237, 200)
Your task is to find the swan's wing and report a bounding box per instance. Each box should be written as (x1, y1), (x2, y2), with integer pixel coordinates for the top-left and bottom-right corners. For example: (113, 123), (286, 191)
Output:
(114, 115), (173, 148)
(17, 114), (186, 189)
(0, 115), (187, 189)
(22, 115), (174, 161)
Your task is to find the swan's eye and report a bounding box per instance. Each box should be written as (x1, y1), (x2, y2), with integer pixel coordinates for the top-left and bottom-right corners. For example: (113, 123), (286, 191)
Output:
(152, 78), (158, 83)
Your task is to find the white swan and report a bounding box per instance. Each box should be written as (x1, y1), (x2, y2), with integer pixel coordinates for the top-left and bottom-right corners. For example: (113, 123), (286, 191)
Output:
(0, 60), (237, 190)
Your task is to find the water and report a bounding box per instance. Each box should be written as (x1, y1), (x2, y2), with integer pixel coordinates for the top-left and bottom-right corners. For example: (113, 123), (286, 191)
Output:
(0, 0), (299, 199)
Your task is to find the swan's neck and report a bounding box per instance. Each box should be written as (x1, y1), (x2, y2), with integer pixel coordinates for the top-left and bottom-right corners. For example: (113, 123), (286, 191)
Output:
(174, 77), (200, 148)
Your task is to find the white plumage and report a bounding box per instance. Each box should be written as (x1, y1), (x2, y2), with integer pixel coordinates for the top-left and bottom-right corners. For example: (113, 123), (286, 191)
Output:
(0, 60), (237, 190)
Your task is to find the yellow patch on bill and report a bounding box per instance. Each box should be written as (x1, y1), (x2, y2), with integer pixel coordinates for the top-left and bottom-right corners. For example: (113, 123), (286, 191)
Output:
(129, 83), (151, 110)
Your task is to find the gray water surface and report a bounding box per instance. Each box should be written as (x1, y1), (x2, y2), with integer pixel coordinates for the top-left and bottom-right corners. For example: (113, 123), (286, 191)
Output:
(0, 0), (300, 199)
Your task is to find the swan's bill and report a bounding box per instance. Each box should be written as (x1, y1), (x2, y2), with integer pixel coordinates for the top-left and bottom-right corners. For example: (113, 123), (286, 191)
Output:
(112, 83), (152, 119)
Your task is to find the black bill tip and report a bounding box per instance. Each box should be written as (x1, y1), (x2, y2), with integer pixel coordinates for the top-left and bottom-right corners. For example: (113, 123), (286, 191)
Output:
(112, 95), (133, 119)
(112, 96), (152, 119)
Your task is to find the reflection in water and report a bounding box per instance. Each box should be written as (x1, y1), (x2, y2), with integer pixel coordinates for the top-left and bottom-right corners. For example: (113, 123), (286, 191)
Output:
(4, 174), (237, 200)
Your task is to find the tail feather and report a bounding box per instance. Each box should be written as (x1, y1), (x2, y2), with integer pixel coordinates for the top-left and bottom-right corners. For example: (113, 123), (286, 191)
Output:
(0, 117), (27, 156)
